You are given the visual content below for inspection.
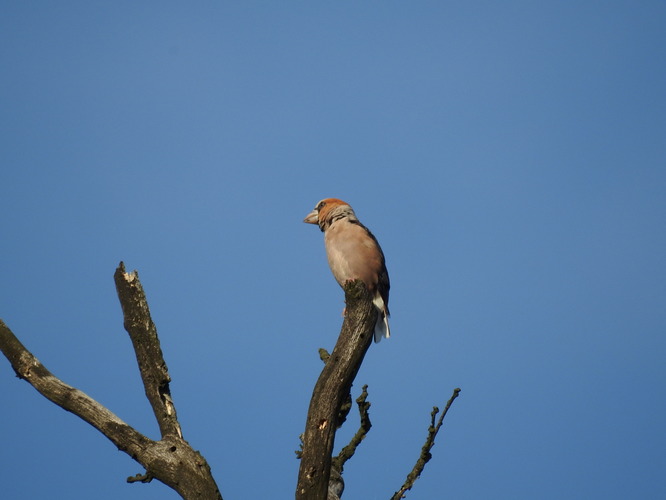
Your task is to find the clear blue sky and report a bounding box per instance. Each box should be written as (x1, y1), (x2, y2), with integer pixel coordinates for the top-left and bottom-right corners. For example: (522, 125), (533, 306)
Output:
(2, 2), (665, 499)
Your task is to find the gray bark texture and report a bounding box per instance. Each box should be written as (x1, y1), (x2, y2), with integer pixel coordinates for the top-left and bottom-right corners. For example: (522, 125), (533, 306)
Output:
(296, 280), (377, 500)
(0, 263), (460, 500)
(0, 262), (222, 500)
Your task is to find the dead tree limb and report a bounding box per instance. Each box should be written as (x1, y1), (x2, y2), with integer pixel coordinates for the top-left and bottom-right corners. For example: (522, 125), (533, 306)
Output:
(391, 387), (462, 500)
(1, 262), (461, 500)
(306, 351), (373, 500)
(332, 384), (372, 474)
(114, 262), (183, 439)
(296, 279), (377, 500)
(325, 384), (373, 500)
(0, 262), (222, 500)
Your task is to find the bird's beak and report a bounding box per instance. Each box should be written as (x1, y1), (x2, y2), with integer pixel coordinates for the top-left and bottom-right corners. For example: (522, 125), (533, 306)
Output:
(303, 209), (319, 224)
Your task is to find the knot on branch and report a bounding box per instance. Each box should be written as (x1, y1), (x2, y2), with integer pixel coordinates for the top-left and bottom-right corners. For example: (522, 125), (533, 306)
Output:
(127, 471), (154, 483)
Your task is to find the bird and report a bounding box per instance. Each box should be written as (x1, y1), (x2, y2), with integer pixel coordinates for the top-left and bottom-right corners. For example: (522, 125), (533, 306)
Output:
(304, 198), (390, 342)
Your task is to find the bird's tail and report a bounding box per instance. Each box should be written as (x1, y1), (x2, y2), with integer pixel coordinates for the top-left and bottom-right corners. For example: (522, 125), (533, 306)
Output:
(373, 310), (390, 343)
(372, 293), (390, 343)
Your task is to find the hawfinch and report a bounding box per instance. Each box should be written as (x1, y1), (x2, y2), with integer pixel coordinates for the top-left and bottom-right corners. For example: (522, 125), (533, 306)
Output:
(304, 198), (390, 342)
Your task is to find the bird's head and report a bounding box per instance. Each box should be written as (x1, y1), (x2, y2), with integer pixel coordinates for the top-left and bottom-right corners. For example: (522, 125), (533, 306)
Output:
(304, 198), (356, 231)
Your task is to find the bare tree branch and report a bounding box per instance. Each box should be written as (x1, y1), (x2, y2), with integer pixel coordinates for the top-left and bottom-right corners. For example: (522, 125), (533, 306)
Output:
(296, 279), (377, 500)
(0, 262), (223, 500)
(332, 384), (372, 474)
(0, 318), (153, 456)
(114, 262), (182, 439)
(1, 262), (461, 500)
(312, 350), (374, 500)
(317, 348), (354, 433)
(391, 388), (462, 500)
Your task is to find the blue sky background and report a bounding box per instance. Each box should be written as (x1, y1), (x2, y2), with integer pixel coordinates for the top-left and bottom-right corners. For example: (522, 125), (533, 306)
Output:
(1, 2), (665, 499)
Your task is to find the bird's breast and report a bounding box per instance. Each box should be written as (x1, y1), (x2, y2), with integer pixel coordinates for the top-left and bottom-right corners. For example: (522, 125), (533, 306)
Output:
(323, 221), (382, 290)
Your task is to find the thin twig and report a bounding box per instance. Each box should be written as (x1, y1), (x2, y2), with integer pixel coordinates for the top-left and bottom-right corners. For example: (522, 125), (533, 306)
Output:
(332, 384), (372, 473)
(391, 387), (461, 500)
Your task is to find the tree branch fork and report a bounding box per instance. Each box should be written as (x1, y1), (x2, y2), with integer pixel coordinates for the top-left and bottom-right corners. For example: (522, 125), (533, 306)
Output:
(0, 264), (460, 500)
(0, 262), (222, 500)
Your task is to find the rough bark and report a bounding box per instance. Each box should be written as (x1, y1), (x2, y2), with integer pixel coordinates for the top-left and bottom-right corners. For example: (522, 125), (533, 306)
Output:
(296, 279), (377, 500)
(0, 262), (222, 500)
(113, 262), (183, 439)
(1, 263), (461, 500)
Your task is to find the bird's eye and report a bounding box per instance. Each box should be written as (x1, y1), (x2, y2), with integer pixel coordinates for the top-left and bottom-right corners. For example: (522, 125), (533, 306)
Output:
(317, 201), (326, 211)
